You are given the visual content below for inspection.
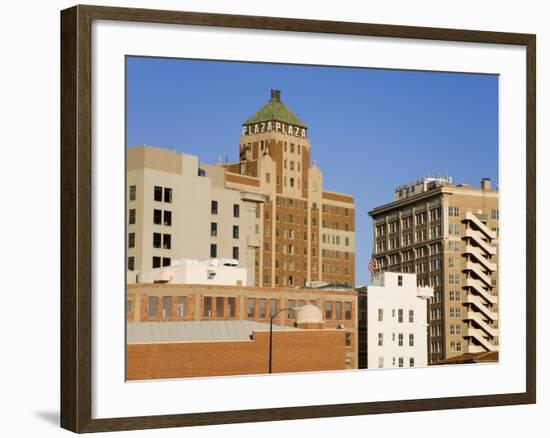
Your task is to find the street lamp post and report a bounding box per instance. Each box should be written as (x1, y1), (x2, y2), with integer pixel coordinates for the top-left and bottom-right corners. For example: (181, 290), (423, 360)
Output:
(268, 307), (294, 374)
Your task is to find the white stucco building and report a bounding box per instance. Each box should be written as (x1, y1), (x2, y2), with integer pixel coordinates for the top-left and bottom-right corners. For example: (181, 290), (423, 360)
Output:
(358, 272), (433, 369)
(127, 258), (248, 286)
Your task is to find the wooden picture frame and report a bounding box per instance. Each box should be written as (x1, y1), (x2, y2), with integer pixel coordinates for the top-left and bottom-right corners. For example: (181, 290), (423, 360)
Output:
(60, 4), (536, 433)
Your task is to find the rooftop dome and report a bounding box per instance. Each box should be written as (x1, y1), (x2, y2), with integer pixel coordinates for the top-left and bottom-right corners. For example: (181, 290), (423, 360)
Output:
(243, 89), (306, 128)
(295, 304), (323, 324)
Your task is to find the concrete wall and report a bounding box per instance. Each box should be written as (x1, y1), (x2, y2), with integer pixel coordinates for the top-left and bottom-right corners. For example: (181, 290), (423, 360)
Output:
(127, 146), (260, 284)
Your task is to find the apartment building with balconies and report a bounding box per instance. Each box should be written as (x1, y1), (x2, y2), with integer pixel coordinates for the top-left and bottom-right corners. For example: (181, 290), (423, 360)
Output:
(368, 177), (499, 363)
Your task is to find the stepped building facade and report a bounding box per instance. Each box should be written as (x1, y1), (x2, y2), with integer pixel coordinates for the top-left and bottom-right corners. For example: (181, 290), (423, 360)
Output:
(224, 89), (356, 288)
(368, 177), (499, 363)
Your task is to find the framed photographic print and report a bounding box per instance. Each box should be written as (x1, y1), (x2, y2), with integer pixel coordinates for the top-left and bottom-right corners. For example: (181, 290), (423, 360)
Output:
(60, 4), (536, 433)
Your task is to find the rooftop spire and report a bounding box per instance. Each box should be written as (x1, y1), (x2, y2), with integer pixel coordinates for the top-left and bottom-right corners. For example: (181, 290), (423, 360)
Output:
(243, 89), (306, 128)
(270, 89), (281, 102)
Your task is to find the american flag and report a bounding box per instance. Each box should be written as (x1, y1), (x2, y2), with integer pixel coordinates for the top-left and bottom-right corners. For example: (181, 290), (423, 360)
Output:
(368, 257), (378, 280)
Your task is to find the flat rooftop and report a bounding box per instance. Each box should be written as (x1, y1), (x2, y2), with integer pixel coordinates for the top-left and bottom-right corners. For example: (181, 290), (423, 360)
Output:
(127, 320), (298, 344)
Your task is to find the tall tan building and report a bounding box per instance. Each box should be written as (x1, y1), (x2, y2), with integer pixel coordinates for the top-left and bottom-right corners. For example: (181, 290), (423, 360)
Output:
(224, 89), (356, 288)
(368, 177), (499, 363)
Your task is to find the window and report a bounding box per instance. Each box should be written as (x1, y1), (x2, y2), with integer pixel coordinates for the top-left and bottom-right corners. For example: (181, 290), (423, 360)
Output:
(126, 300), (133, 316)
(163, 211), (172, 226)
(265, 172), (271, 183)
(345, 302), (352, 320)
(153, 209), (161, 225)
(211, 200), (218, 215)
(129, 185), (136, 201)
(409, 357), (415, 367)
(162, 257), (170, 267)
(448, 257), (455, 268)
(335, 302), (342, 320)
(378, 333), (384, 346)
(409, 333), (414, 347)
(398, 275), (403, 286)
(154, 186), (163, 202)
(128, 232), (135, 248)
(164, 187), (172, 203)
(129, 209), (136, 225)
(228, 297), (236, 317)
(325, 302), (333, 319)
(216, 297), (224, 317)
(210, 244), (217, 258)
(415, 212), (426, 225)
(449, 274), (460, 285)
(448, 241), (460, 251)
(429, 207), (441, 221)
(203, 297), (212, 317)
(449, 224), (460, 235)
(233, 225), (239, 239)
(287, 300), (295, 318)
(270, 299), (277, 317)
(409, 310), (414, 323)
(449, 206), (460, 217)
(232, 246), (239, 260)
(176, 296), (187, 318)
(162, 296), (172, 317)
(153, 232), (161, 248)
(127, 256), (134, 271)
(378, 357), (384, 368)
(246, 299), (254, 318)
(211, 222), (217, 237)
(398, 357), (404, 368)
(148, 296), (158, 317)
(152, 256), (161, 269)
(398, 333), (403, 346)
(378, 308), (384, 322)
(398, 309), (403, 323)
(233, 204), (240, 218)
(491, 209), (499, 220)
(259, 299), (266, 318)
(297, 300), (305, 309)
(430, 225), (442, 238)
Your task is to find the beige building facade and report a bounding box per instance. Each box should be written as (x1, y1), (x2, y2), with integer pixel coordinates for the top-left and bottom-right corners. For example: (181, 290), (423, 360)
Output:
(127, 146), (265, 285)
(368, 177), (499, 363)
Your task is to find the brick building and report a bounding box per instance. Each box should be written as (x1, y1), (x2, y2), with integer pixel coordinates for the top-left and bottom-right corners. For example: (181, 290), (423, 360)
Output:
(126, 283), (358, 369)
(223, 89), (356, 287)
(127, 316), (347, 380)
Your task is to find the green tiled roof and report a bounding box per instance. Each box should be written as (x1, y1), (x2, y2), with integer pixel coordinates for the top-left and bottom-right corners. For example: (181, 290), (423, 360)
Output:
(243, 90), (306, 128)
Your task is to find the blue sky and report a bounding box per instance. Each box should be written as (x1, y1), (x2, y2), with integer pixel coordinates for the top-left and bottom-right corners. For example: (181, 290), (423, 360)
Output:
(126, 56), (498, 285)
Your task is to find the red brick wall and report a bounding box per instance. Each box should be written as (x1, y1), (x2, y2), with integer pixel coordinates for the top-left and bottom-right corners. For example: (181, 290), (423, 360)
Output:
(127, 329), (346, 380)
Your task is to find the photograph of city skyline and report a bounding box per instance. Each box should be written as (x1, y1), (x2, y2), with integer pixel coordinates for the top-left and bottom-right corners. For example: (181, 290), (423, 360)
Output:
(125, 57), (499, 380)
